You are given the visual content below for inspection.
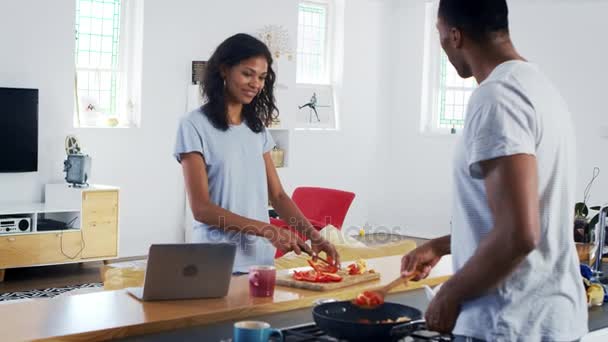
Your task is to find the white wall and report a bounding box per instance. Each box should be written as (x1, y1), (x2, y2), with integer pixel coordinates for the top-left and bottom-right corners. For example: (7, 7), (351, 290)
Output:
(372, 0), (608, 238)
(284, 0), (394, 236)
(3, 0), (606, 256)
(0, 0), (75, 204)
(0, 0), (394, 257)
(508, 1), (608, 209)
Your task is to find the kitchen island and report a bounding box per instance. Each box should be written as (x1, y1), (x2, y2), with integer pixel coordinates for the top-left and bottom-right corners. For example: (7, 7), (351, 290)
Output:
(0, 255), (449, 341)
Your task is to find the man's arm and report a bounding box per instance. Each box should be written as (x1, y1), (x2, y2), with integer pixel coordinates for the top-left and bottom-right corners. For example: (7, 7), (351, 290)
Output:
(440, 153), (540, 302)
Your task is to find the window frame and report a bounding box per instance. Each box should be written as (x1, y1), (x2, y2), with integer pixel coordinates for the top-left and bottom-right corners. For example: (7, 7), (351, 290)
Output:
(74, 0), (142, 128)
(296, 0), (334, 86)
(420, 1), (476, 135)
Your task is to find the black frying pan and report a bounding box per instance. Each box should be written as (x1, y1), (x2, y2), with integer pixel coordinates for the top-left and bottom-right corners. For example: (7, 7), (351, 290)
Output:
(312, 300), (426, 341)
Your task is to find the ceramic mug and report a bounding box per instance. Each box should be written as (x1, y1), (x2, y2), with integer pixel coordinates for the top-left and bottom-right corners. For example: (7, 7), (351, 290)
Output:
(249, 265), (276, 298)
(233, 321), (283, 342)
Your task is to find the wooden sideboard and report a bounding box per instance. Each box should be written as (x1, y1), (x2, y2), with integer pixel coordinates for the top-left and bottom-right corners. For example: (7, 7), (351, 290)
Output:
(0, 184), (119, 281)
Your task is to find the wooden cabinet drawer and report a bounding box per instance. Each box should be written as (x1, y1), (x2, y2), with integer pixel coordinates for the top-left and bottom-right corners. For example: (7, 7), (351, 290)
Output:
(82, 220), (118, 258)
(0, 232), (84, 268)
(82, 190), (118, 232)
(82, 191), (118, 207)
(82, 191), (118, 218)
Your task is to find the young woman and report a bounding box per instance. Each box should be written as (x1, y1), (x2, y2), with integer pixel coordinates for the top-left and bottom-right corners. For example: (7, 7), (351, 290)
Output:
(174, 33), (339, 273)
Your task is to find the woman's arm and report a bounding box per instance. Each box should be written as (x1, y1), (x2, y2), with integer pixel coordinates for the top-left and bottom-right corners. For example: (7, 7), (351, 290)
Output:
(263, 153), (340, 264)
(180, 152), (311, 255)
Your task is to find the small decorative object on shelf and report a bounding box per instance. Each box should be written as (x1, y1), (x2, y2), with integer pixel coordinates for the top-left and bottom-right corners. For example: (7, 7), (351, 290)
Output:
(192, 61), (207, 85)
(270, 145), (285, 168)
(269, 117), (281, 128)
(63, 135), (91, 188)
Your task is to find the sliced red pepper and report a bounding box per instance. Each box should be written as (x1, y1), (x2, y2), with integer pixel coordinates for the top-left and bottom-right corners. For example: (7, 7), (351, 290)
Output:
(292, 269), (342, 283)
(307, 259), (339, 274)
(292, 270), (318, 282)
(354, 291), (384, 306)
(347, 263), (360, 275)
(321, 272), (342, 282)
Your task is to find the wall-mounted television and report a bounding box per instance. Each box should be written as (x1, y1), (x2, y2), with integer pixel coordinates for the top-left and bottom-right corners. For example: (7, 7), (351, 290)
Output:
(0, 87), (38, 173)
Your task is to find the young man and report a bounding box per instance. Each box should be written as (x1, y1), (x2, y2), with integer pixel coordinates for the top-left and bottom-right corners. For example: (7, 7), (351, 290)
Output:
(401, 0), (588, 341)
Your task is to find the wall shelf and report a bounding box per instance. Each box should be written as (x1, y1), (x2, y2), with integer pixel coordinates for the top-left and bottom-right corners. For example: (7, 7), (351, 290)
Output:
(268, 128), (290, 168)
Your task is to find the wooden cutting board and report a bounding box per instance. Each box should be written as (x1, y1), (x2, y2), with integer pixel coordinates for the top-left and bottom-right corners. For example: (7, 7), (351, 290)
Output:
(276, 270), (381, 291)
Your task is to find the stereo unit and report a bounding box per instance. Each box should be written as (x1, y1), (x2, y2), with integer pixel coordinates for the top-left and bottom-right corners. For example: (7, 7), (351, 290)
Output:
(0, 217), (31, 234)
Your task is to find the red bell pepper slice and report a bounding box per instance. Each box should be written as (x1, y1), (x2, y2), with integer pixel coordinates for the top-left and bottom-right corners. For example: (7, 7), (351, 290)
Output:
(307, 259), (339, 274)
(347, 263), (360, 275)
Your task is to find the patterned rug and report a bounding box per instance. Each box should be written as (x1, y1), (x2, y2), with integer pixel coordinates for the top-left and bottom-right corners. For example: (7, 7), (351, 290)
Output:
(0, 283), (103, 302)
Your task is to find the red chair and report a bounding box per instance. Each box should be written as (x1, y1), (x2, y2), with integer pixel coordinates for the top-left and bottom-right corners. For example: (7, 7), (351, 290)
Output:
(271, 187), (356, 258)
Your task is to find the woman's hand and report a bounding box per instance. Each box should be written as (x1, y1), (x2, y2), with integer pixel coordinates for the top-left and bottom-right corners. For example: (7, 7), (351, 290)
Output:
(307, 229), (340, 266)
(263, 226), (313, 256)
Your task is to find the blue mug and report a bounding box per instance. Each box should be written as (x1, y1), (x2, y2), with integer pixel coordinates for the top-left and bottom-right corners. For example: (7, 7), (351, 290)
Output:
(233, 321), (283, 342)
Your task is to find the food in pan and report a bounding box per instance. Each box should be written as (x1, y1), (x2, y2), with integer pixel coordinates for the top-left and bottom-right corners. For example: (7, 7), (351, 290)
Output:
(357, 316), (411, 324)
(354, 290), (384, 306)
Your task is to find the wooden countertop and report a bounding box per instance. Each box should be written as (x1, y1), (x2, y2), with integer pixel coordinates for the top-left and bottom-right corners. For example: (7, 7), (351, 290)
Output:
(1, 255), (452, 341)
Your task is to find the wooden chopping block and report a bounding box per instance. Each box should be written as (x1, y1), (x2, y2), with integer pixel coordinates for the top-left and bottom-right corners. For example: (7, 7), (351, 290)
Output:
(276, 270), (381, 291)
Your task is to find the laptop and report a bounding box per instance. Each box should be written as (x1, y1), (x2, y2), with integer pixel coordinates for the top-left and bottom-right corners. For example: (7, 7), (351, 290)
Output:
(126, 243), (236, 301)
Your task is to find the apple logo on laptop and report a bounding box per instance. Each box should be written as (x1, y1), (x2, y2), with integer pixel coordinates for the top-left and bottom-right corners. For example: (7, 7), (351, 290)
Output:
(182, 264), (198, 277)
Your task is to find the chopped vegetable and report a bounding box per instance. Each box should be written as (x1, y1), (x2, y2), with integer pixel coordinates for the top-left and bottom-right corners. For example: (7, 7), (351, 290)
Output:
(308, 258), (339, 274)
(357, 316), (411, 324)
(292, 269), (343, 283)
(346, 259), (367, 275)
(354, 291), (384, 307)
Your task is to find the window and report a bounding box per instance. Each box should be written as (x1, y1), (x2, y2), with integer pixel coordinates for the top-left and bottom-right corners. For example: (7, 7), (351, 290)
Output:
(295, 0), (342, 130)
(421, 1), (477, 134)
(297, 1), (330, 85)
(74, 0), (143, 128)
(437, 52), (477, 130)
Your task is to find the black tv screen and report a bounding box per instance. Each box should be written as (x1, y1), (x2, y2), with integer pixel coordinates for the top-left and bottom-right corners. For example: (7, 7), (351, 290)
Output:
(0, 87), (38, 172)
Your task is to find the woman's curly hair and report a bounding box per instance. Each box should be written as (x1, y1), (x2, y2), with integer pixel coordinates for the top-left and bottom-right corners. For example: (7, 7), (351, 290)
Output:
(201, 33), (279, 133)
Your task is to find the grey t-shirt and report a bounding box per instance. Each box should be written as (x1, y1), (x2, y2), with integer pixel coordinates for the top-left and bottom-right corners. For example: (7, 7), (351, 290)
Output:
(452, 61), (587, 341)
(174, 108), (276, 273)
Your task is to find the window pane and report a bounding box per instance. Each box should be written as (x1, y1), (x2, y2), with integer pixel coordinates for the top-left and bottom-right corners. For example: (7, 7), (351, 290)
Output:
(437, 50), (477, 129)
(297, 2), (328, 84)
(75, 0), (121, 115)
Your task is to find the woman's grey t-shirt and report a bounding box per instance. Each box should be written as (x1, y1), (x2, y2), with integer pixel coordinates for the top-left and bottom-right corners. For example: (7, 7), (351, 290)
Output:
(174, 109), (276, 273)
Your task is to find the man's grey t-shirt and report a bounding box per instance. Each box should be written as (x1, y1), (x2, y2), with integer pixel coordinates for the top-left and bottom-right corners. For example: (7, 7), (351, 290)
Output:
(452, 61), (587, 341)
(174, 109), (276, 273)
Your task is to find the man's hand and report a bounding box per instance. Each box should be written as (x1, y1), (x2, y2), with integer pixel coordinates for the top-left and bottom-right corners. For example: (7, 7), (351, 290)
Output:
(425, 287), (461, 333)
(401, 238), (448, 281)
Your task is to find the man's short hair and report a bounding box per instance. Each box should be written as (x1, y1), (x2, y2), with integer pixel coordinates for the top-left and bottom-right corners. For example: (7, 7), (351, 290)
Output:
(438, 0), (509, 42)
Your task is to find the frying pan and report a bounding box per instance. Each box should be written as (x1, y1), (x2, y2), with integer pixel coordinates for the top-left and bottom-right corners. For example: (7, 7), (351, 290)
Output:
(312, 300), (426, 341)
